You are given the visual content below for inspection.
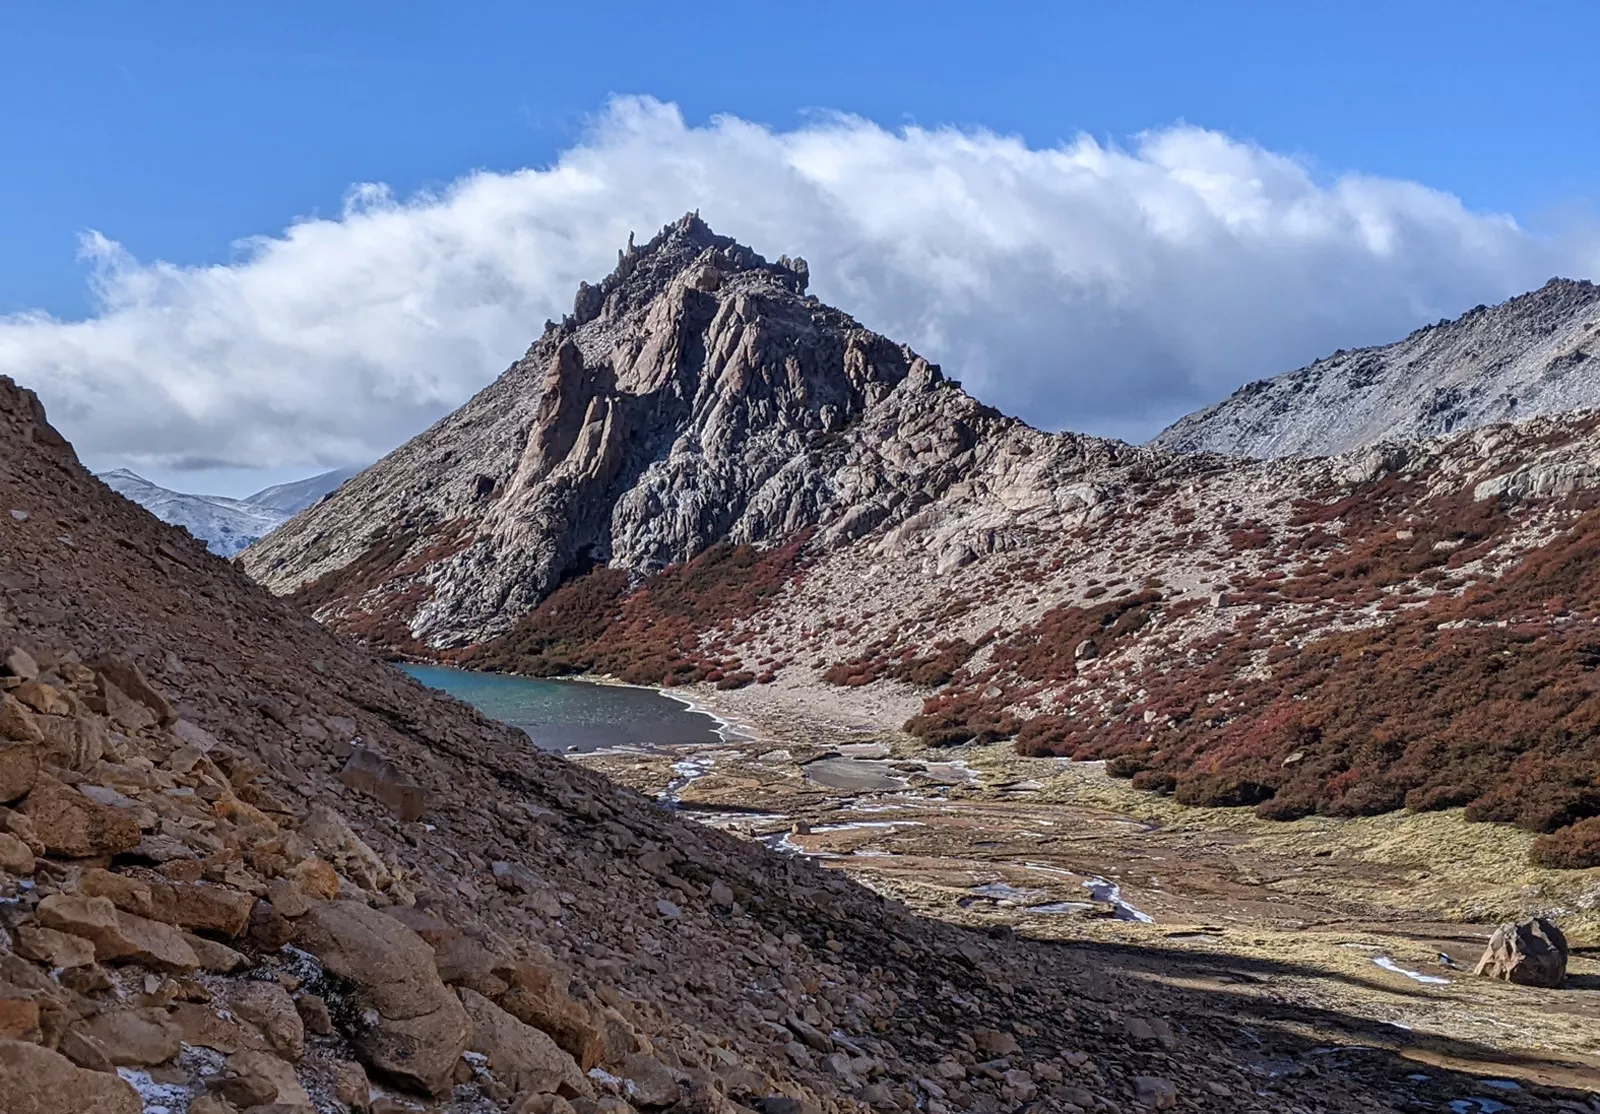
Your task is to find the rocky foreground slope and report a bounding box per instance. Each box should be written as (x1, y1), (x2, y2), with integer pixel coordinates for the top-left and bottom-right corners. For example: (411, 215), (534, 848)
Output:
(16, 385), (1589, 1108)
(244, 219), (1600, 871)
(1154, 277), (1600, 458)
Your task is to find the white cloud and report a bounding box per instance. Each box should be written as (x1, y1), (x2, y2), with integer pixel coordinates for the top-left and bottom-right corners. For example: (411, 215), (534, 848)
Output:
(5, 96), (1596, 474)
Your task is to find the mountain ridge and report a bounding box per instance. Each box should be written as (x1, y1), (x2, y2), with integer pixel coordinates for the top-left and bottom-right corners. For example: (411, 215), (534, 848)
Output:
(99, 466), (356, 556)
(246, 213), (1198, 646)
(1153, 276), (1600, 458)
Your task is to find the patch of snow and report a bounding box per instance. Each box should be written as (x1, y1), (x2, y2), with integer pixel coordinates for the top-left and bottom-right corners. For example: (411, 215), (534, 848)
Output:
(970, 882), (1043, 903)
(116, 1067), (190, 1114)
(1083, 876), (1155, 923)
(1372, 956), (1449, 985)
(1026, 901), (1097, 915)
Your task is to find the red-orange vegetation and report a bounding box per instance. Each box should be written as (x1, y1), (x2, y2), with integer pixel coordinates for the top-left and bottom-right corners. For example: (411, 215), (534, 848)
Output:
(888, 477), (1600, 865)
(291, 518), (478, 652)
(823, 638), (980, 689)
(1531, 817), (1600, 868)
(473, 534), (809, 685)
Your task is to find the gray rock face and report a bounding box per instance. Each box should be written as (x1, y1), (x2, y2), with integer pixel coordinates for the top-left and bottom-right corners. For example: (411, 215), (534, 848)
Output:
(244, 214), (1198, 647)
(1154, 278), (1600, 459)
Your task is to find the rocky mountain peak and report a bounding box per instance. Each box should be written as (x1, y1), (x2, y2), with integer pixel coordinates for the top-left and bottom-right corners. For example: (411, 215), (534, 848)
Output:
(245, 219), (1178, 647)
(560, 212), (809, 335)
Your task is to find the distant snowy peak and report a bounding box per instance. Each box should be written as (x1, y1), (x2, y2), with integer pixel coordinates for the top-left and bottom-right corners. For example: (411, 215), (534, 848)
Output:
(96, 466), (360, 557)
(97, 470), (283, 556)
(245, 467), (359, 514)
(1154, 278), (1600, 459)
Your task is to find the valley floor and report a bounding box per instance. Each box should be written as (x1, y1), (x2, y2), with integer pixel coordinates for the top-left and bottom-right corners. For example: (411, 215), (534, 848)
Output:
(578, 680), (1600, 1097)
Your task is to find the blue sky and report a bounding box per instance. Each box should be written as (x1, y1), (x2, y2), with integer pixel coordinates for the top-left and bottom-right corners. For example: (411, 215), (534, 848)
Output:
(4, 1), (1599, 493)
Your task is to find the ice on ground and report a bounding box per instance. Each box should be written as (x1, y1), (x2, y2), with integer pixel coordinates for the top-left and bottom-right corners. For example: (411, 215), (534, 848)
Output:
(1372, 956), (1449, 986)
(116, 1068), (191, 1114)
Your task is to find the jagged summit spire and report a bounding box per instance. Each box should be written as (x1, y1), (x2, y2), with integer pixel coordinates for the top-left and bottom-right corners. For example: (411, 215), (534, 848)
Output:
(561, 213), (809, 330)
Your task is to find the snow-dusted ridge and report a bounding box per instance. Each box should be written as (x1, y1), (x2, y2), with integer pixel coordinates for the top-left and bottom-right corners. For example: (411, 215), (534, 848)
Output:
(97, 466), (355, 556)
(1154, 277), (1600, 459)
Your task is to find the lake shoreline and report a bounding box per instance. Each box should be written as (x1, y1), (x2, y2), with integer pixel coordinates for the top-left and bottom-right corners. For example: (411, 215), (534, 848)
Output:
(402, 656), (1600, 1091)
(400, 662), (738, 752)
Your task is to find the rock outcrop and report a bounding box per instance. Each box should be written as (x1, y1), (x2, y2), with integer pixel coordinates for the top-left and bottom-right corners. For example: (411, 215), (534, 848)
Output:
(1154, 277), (1600, 459)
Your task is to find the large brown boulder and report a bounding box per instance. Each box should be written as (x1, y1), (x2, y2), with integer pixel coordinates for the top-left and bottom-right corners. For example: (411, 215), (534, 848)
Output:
(228, 980), (305, 1061)
(339, 746), (428, 821)
(86, 674), (157, 732)
(1474, 918), (1568, 988)
(498, 958), (604, 1071)
(63, 1006), (182, 1067)
(21, 777), (141, 858)
(35, 893), (199, 972)
(0, 694), (43, 742)
(147, 880), (256, 937)
(0, 1037), (141, 1114)
(294, 900), (470, 1096)
(458, 986), (591, 1099)
(89, 656), (175, 726)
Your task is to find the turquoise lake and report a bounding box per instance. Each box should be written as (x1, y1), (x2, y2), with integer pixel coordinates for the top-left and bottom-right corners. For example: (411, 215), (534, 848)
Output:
(400, 663), (728, 752)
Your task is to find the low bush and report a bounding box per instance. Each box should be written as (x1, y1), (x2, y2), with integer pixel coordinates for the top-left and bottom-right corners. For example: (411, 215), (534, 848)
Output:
(474, 535), (810, 685)
(1530, 816), (1600, 868)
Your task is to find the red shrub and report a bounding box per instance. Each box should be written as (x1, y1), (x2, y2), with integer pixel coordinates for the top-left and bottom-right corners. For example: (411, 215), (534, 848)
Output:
(473, 535), (810, 685)
(1530, 817), (1600, 868)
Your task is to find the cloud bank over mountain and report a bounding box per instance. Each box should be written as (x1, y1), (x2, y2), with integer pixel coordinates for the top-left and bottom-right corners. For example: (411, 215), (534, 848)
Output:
(5, 95), (1596, 473)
